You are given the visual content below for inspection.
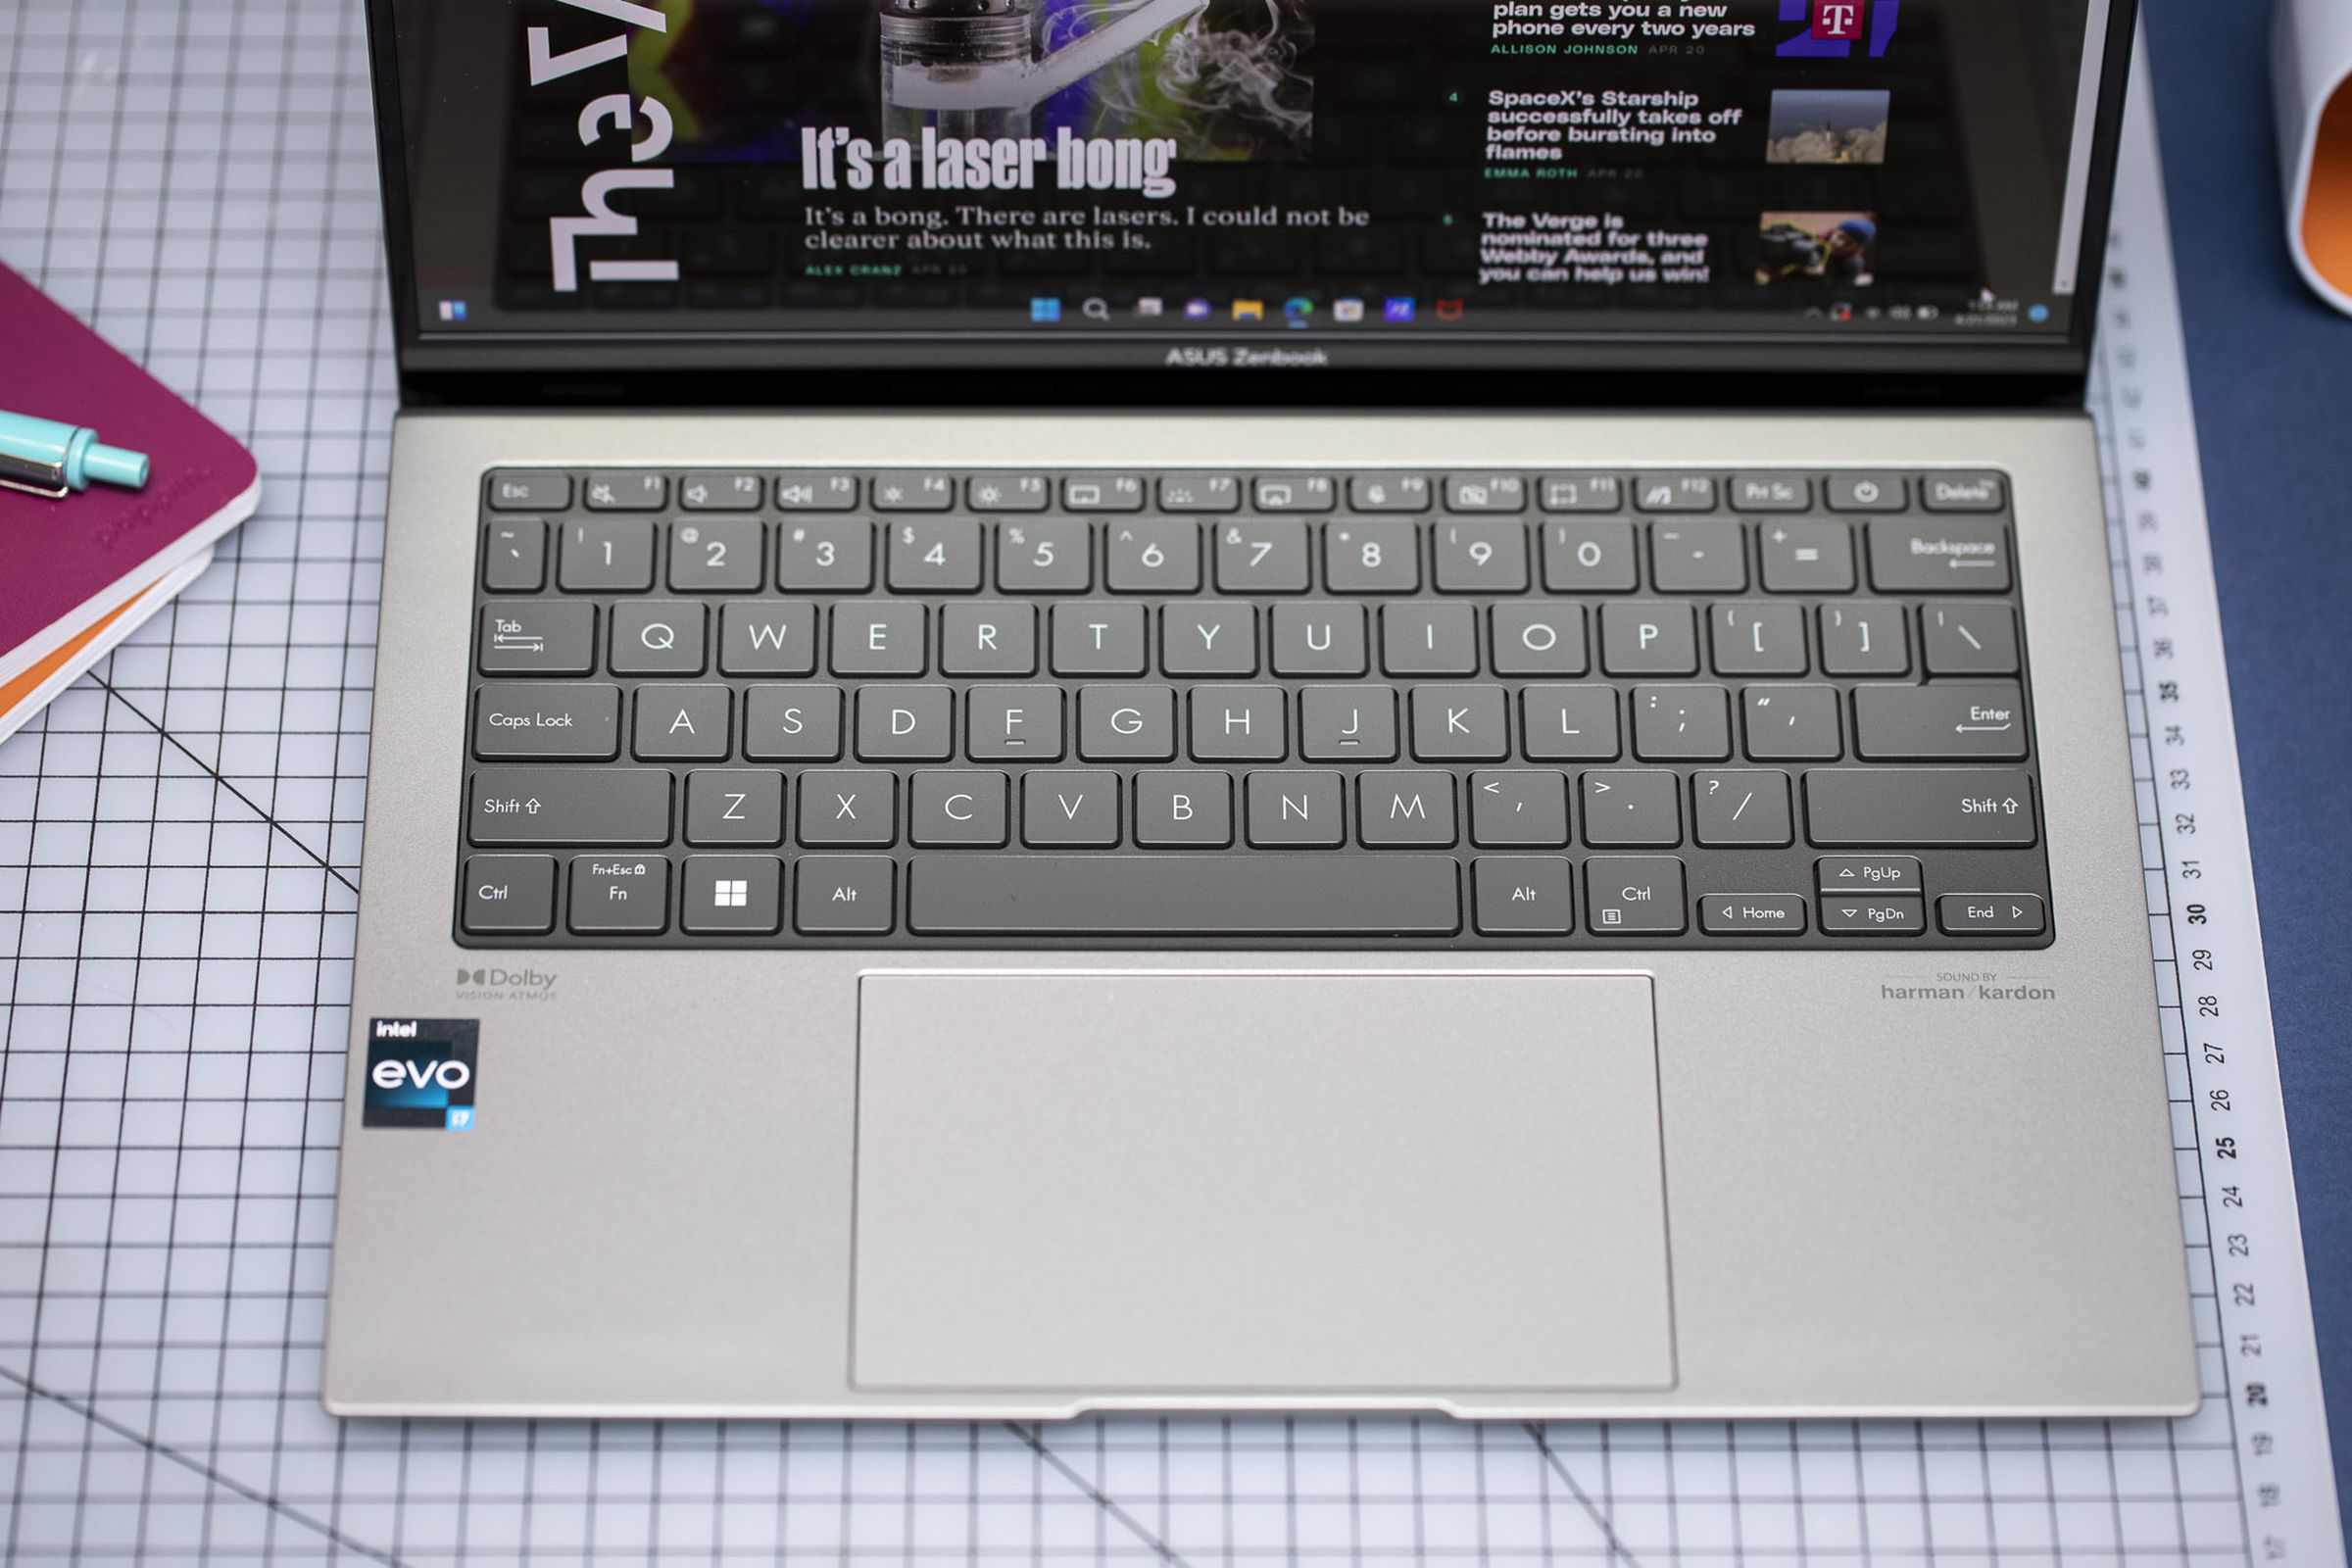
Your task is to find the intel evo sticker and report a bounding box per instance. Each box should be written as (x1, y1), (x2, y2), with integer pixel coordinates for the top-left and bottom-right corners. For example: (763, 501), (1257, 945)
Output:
(364, 1018), (479, 1130)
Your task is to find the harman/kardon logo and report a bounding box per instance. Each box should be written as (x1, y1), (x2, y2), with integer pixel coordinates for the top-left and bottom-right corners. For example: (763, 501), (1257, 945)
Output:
(1881, 972), (2057, 1003)
(364, 1019), (480, 1130)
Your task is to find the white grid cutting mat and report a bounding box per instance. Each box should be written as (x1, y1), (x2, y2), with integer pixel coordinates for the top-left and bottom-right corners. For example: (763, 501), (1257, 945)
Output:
(0, 1), (2336, 1561)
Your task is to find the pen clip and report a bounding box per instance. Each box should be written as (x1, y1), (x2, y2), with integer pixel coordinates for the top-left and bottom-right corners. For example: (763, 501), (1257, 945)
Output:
(0, 474), (72, 500)
(0, 452), (70, 500)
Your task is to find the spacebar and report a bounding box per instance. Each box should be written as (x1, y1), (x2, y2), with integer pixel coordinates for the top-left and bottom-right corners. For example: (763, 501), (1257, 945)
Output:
(909, 856), (1461, 936)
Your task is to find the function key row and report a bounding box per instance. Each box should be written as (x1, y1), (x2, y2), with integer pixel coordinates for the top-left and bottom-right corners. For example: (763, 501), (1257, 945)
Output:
(487, 514), (2014, 598)
(486, 469), (2013, 518)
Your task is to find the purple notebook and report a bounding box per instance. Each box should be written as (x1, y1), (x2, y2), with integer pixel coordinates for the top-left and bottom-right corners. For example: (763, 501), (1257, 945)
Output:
(0, 262), (261, 681)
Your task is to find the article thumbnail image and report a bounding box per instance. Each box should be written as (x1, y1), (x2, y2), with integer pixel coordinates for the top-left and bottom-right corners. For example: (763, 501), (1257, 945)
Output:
(1058, 0), (1311, 158)
(1755, 212), (1878, 285)
(1764, 89), (1889, 166)
(881, 0), (1314, 161)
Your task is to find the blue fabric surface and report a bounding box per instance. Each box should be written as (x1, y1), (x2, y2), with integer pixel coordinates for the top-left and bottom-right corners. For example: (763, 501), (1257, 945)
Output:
(2143, 0), (2352, 1532)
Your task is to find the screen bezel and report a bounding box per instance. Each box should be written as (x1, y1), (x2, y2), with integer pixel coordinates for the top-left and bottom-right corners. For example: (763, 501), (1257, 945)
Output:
(364, 0), (2139, 410)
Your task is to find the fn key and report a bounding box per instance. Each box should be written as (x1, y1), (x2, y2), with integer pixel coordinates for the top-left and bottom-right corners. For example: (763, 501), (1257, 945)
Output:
(569, 855), (669, 933)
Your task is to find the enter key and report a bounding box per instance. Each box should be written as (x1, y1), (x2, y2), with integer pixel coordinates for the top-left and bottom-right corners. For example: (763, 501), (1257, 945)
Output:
(1853, 682), (2028, 760)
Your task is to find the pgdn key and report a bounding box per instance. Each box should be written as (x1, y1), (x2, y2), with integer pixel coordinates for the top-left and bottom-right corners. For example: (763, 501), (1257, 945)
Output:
(1821, 895), (1926, 934)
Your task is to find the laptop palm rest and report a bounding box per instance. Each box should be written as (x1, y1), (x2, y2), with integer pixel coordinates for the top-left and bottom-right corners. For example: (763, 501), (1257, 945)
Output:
(851, 972), (1675, 1394)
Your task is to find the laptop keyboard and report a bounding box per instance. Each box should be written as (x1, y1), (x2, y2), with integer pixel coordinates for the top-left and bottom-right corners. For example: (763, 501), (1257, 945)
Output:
(457, 466), (2052, 948)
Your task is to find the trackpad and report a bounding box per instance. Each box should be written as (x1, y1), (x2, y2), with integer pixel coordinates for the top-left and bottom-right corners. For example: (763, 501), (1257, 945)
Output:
(852, 973), (1673, 1393)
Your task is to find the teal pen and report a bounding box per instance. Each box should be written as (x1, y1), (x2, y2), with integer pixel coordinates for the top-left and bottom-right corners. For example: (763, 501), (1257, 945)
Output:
(0, 407), (150, 499)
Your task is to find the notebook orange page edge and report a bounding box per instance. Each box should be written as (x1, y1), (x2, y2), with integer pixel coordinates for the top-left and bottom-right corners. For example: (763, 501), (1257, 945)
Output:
(0, 577), (156, 717)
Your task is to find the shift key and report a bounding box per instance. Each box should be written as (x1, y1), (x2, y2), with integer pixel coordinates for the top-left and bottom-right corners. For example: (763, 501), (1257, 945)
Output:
(1804, 767), (2037, 847)
(467, 766), (672, 846)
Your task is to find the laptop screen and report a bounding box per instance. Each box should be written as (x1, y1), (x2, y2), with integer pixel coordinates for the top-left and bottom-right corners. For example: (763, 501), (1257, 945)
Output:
(379, 0), (2123, 376)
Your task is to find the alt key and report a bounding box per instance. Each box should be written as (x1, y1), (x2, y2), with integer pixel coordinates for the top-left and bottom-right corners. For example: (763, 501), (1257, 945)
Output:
(796, 855), (897, 935)
(1472, 856), (1575, 936)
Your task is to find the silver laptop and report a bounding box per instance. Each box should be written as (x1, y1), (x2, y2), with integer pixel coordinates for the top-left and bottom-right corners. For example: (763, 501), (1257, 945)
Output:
(327, 0), (2193, 1419)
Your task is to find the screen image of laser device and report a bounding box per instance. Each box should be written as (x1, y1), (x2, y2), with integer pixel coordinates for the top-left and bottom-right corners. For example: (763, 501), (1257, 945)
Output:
(878, 0), (1310, 155)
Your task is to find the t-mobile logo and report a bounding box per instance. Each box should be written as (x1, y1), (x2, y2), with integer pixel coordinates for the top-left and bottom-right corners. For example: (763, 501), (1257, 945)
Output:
(1811, 0), (1863, 39)
(1781, 0), (1896, 57)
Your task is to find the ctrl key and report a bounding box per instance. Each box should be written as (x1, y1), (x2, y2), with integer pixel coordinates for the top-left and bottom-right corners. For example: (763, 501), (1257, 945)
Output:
(463, 855), (556, 935)
(568, 855), (670, 934)
(1585, 856), (1688, 936)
